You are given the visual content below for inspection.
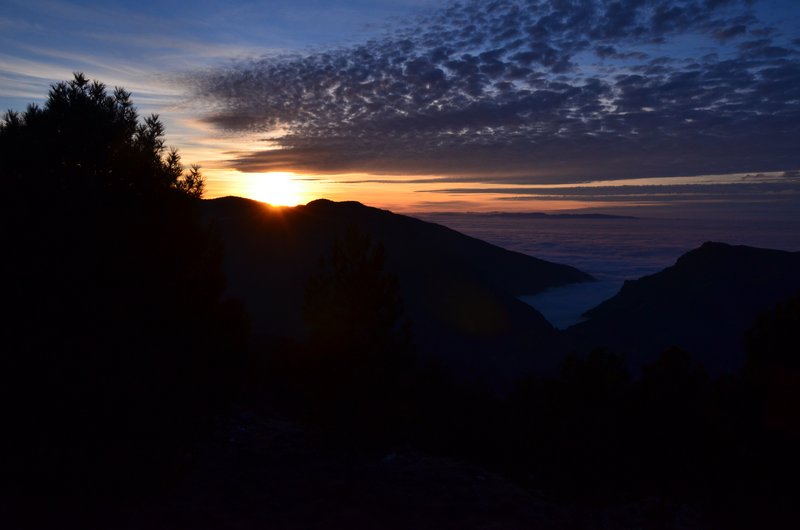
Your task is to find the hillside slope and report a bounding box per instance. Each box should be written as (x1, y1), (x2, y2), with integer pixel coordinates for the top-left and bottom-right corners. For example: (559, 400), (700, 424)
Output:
(569, 242), (800, 373)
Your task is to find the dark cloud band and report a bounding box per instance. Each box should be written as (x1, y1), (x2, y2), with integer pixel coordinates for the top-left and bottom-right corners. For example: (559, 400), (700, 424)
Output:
(189, 0), (800, 183)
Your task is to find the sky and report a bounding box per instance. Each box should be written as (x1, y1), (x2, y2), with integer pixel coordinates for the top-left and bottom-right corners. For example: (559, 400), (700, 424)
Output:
(1, 0), (799, 215)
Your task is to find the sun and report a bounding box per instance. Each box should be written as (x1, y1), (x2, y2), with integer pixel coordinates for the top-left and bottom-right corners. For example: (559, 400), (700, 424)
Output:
(246, 172), (304, 206)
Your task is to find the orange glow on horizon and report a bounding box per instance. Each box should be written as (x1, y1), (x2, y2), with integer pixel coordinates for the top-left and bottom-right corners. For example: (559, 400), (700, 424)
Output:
(202, 167), (777, 214)
(203, 169), (641, 213)
(246, 172), (304, 206)
(205, 170), (309, 207)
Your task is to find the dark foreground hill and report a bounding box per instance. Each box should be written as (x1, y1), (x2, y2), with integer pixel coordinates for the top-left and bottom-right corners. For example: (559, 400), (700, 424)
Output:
(569, 241), (800, 373)
(202, 197), (592, 387)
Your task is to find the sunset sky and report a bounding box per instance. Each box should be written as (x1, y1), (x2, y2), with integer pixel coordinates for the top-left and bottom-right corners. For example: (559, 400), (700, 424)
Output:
(1, 0), (798, 214)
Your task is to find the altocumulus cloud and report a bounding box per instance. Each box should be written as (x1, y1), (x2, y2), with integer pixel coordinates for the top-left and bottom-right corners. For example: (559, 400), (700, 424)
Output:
(189, 0), (800, 183)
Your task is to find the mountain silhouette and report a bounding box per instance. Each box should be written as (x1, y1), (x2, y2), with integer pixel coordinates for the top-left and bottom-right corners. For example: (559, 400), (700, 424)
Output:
(202, 197), (593, 388)
(569, 241), (800, 373)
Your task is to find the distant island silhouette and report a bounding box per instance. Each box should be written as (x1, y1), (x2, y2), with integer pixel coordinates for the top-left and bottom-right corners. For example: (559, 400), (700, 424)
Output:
(426, 211), (639, 219)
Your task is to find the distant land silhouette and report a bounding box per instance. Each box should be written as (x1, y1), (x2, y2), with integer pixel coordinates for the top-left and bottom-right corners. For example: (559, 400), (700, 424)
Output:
(570, 241), (800, 374)
(203, 197), (593, 387)
(427, 211), (638, 220)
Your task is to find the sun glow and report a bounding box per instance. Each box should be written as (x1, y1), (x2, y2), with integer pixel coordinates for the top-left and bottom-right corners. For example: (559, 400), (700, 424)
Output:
(246, 172), (305, 206)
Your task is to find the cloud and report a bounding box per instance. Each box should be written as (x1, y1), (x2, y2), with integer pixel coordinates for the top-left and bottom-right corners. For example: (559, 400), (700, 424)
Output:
(414, 172), (800, 213)
(447, 183), (799, 198)
(188, 0), (800, 183)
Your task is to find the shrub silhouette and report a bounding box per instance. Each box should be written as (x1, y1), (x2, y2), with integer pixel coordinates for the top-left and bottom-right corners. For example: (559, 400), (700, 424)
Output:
(0, 74), (246, 495)
(1, 72), (203, 199)
(503, 349), (635, 496)
(746, 293), (800, 433)
(301, 225), (416, 439)
(739, 294), (800, 508)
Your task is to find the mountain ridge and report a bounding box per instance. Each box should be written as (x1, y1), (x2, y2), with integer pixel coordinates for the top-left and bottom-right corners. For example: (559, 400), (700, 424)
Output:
(202, 196), (593, 387)
(570, 241), (800, 373)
